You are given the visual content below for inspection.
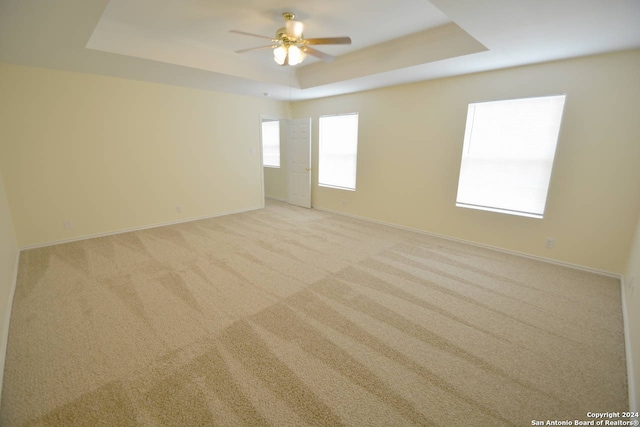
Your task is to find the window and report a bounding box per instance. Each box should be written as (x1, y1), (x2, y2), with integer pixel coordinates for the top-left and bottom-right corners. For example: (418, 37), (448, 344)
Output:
(318, 113), (359, 190)
(262, 120), (280, 168)
(456, 95), (566, 219)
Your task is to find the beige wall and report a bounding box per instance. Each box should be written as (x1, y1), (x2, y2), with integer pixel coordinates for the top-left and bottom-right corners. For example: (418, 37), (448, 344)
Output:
(0, 64), (288, 247)
(0, 170), (18, 404)
(624, 215), (640, 411)
(263, 166), (287, 201)
(294, 49), (640, 274)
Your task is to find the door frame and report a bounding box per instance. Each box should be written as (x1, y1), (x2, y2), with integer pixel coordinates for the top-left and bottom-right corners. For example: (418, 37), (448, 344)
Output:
(259, 115), (312, 209)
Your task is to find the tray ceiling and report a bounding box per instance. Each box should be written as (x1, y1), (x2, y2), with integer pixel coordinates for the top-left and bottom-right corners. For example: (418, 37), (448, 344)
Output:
(1, 0), (639, 100)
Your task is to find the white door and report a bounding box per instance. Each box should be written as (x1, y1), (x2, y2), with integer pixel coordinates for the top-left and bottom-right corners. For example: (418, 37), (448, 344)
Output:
(287, 118), (312, 208)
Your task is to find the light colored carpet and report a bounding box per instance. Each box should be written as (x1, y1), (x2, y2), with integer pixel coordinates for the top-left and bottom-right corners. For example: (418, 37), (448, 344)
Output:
(0, 199), (627, 426)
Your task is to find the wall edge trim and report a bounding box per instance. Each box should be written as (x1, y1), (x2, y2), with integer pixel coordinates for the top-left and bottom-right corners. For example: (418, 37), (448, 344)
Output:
(19, 206), (263, 251)
(313, 206), (621, 278)
(0, 250), (20, 405)
(621, 277), (637, 411)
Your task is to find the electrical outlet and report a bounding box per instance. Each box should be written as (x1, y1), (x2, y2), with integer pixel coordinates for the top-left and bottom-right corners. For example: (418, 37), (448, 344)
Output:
(63, 220), (72, 230)
(545, 237), (555, 249)
(176, 205), (183, 214)
(341, 200), (347, 207)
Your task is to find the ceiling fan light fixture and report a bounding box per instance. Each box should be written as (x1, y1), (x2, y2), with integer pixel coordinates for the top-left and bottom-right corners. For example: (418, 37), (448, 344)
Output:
(286, 20), (304, 39)
(273, 45), (287, 65)
(232, 11), (351, 66)
(287, 45), (306, 66)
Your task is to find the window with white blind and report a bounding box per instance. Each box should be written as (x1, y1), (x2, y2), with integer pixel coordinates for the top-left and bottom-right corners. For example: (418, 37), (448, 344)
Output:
(318, 113), (359, 190)
(456, 95), (566, 219)
(261, 120), (280, 168)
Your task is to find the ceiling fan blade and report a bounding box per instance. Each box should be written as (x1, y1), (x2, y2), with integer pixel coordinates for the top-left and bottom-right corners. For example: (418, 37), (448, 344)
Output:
(229, 30), (275, 41)
(285, 20), (304, 38)
(305, 47), (336, 63)
(304, 37), (351, 45)
(235, 45), (274, 54)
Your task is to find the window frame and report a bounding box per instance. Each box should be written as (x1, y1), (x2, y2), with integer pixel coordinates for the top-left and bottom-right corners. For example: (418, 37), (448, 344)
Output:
(455, 94), (567, 219)
(318, 112), (360, 191)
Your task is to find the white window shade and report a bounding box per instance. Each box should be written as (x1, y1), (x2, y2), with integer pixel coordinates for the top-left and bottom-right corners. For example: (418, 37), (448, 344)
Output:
(319, 113), (359, 190)
(456, 95), (566, 218)
(262, 120), (280, 168)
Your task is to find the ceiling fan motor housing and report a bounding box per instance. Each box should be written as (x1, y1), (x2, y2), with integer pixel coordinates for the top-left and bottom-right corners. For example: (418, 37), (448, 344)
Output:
(276, 28), (291, 41)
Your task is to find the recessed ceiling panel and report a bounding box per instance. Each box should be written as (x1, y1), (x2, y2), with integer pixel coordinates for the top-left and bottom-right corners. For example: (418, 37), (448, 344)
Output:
(86, 0), (453, 86)
(3, 0), (638, 100)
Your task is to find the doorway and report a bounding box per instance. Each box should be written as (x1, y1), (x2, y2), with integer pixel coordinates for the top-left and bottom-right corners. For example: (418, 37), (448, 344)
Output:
(286, 118), (311, 208)
(261, 116), (312, 208)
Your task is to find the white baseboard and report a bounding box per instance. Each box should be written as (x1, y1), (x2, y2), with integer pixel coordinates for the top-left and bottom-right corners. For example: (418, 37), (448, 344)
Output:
(0, 250), (20, 406)
(620, 277), (637, 412)
(20, 206), (263, 251)
(313, 206), (621, 279)
(265, 196), (288, 203)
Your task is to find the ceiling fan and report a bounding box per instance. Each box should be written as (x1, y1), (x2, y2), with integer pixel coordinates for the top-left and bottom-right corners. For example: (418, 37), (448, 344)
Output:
(230, 12), (352, 66)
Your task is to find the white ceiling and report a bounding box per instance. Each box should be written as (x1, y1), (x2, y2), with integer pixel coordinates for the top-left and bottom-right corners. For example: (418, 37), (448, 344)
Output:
(1, 0), (639, 101)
